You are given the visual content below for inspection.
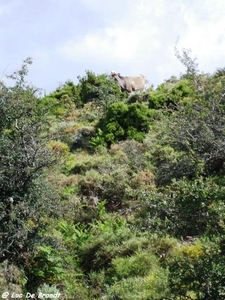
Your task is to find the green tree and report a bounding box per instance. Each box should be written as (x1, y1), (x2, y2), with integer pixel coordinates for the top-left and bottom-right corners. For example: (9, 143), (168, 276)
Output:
(0, 58), (58, 292)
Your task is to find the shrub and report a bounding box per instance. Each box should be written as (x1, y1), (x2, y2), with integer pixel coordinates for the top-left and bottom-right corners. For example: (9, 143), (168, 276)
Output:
(106, 269), (169, 300)
(168, 237), (225, 299)
(48, 140), (70, 155)
(78, 166), (133, 212)
(24, 245), (64, 293)
(136, 177), (225, 237)
(93, 102), (155, 147)
(77, 70), (122, 107)
(37, 283), (60, 294)
(111, 251), (158, 278)
(39, 80), (76, 117)
(127, 91), (150, 104)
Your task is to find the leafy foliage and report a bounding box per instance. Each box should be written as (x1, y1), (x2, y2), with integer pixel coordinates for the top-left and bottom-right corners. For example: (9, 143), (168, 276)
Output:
(0, 58), (58, 293)
(136, 177), (225, 238)
(147, 74), (225, 186)
(92, 102), (156, 147)
(168, 237), (225, 299)
(77, 70), (122, 108)
(149, 78), (195, 109)
(40, 80), (76, 117)
(1, 51), (225, 298)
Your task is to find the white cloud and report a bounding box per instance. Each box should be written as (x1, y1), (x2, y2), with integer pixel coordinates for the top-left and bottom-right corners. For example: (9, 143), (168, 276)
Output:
(65, 0), (225, 65)
(176, 0), (225, 72)
(58, 1), (164, 74)
(1, 0), (225, 92)
(59, 24), (159, 66)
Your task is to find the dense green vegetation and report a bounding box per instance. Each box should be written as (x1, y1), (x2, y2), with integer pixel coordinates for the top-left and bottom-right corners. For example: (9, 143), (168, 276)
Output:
(1, 51), (225, 299)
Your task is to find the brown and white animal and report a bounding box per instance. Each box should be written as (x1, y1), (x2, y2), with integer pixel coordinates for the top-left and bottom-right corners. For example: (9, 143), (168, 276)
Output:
(111, 71), (148, 93)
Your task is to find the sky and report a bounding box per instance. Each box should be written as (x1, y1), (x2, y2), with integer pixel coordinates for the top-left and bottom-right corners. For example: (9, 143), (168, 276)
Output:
(0, 0), (225, 94)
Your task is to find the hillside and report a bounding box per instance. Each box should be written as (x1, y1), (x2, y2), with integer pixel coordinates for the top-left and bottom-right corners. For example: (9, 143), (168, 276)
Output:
(1, 52), (225, 299)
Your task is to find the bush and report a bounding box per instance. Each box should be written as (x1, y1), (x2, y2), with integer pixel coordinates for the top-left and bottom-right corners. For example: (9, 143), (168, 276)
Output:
(136, 177), (225, 238)
(77, 165), (133, 212)
(106, 269), (169, 300)
(168, 237), (225, 299)
(77, 70), (123, 107)
(146, 72), (225, 186)
(93, 102), (155, 147)
(39, 80), (76, 117)
(111, 251), (158, 278)
(127, 91), (150, 104)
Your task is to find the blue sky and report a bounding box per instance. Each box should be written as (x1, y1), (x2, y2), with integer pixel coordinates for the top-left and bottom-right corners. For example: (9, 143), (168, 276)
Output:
(1, 0), (225, 93)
